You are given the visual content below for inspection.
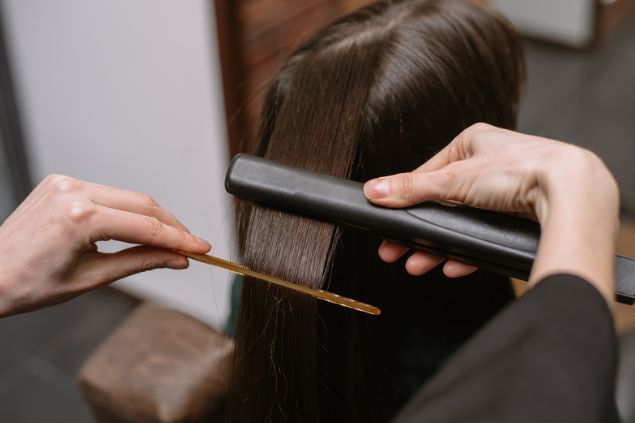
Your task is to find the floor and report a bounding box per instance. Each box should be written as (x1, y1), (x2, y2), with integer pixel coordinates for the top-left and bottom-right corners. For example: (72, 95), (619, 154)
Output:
(0, 290), (138, 422)
(518, 13), (635, 214)
(0, 11), (634, 423)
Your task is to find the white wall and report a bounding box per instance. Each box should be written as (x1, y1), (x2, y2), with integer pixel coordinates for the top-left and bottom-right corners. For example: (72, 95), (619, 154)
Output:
(2, 0), (235, 329)
(492, 0), (596, 47)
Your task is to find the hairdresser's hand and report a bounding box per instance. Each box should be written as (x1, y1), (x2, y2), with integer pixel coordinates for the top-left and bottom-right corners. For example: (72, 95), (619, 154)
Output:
(0, 175), (211, 316)
(364, 123), (619, 302)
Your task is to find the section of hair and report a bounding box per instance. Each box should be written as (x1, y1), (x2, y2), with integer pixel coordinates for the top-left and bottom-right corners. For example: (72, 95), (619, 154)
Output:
(226, 1), (526, 422)
(226, 38), (384, 423)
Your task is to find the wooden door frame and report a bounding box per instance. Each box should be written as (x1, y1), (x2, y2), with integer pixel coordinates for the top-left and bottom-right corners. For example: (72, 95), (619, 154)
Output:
(212, 0), (249, 158)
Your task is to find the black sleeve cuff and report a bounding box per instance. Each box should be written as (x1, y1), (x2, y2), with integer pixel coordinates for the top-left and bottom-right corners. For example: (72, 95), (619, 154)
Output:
(393, 274), (617, 423)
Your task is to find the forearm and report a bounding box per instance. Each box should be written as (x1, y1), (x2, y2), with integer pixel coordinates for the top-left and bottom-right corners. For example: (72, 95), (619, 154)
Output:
(530, 150), (619, 304)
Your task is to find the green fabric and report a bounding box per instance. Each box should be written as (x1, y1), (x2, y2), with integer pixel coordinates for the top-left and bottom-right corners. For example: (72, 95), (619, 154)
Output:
(223, 275), (243, 338)
(614, 404), (623, 423)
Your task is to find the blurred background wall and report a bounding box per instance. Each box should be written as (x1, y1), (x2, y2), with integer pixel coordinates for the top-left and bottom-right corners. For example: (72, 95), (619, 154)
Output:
(1, 0), (234, 328)
(492, 0), (596, 47)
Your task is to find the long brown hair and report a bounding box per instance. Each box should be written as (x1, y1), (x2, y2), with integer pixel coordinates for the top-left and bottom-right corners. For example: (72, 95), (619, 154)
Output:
(226, 1), (525, 422)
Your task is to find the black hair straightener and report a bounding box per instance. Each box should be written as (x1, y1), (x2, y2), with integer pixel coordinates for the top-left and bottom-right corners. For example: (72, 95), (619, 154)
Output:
(225, 153), (635, 305)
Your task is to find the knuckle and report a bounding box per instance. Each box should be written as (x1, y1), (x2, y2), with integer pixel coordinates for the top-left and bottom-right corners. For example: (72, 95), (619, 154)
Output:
(141, 194), (160, 213)
(49, 175), (81, 194)
(42, 174), (60, 185)
(67, 201), (96, 223)
(396, 173), (415, 200)
(447, 140), (462, 161)
(459, 122), (498, 153)
(572, 146), (598, 164)
(547, 143), (593, 167)
(146, 217), (163, 242)
(44, 173), (69, 182)
(139, 257), (159, 273)
(441, 165), (458, 182)
(429, 167), (459, 198)
(469, 122), (494, 133)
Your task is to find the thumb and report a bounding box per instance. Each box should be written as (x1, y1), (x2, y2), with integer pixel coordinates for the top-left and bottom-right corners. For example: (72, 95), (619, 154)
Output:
(364, 170), (450, 208)
(77, 246), (190, 289)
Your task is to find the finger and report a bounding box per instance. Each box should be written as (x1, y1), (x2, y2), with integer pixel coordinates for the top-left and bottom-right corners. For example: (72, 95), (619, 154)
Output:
(411, 123), (486, 174)
(364, 168), (451, 208)
(412, 149), (452, 174)
(86, 182), (190, 232)
(378, 241), (410, 263)
(364, 124), (498, 207)
(73, 246), (190, 290)
(442, 260), (478, 278)
(411, 144), (457, 174)
(90, 205), (211, 253)
(405, 252), (445, 276)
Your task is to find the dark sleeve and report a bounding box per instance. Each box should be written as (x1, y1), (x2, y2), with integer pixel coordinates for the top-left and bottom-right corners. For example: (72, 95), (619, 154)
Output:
(392, 274), (617, 423)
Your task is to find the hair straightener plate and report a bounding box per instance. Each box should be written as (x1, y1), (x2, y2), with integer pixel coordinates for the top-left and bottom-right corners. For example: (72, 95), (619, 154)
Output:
(225, 153), (635, 305)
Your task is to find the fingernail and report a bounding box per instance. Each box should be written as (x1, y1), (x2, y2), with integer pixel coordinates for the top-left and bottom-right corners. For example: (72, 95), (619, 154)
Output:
(196, 237), (212, 250)
(167, 257), (189, 269)
(365, 178), (390, 199)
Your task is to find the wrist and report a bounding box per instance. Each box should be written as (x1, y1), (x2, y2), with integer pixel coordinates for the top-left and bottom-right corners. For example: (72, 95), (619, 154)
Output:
(0, 261), (27, 317)
(537, 146), (619, 225)
(0, 276), (13, 317)
(529, 146), (619, 304)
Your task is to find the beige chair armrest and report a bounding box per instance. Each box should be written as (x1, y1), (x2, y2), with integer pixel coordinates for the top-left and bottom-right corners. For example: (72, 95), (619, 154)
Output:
(77, 303), (234, 422)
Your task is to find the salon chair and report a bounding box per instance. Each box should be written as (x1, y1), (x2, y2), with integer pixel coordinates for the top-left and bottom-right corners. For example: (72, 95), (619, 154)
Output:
(76, 303), (233, 422)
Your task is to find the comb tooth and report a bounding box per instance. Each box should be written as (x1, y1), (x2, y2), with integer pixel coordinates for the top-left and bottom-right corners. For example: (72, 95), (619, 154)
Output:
(177, 251), (381, 316)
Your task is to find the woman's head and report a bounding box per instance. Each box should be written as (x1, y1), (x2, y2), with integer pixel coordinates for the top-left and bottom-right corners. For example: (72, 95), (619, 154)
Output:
(255, 0), (523, 176)
(227, 1), (525, 421)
